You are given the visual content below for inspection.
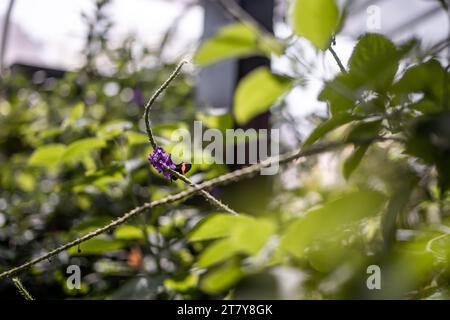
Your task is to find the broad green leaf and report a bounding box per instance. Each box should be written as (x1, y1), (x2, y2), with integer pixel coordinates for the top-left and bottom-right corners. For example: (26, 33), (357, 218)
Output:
(392, 59), (446, 106)
(114, 225), (153, 240)
(303, 113), (360, 147)
(69, 238), (125, 255)
(405, 112), (450, 192)
(28, 144), (67, 167)
(196, 112), (233, 132)
(200, 260), (243, 294)
(342, 119), (382, 179)
(62, 137), (107, 163)
(234, 67), (292, 125)
(343, 144), (369, 180)
(319, 72), (362, 114)
(348, 34), (399, 91)
(62, 103), (85, 128)
(165, 273), (199, 292)
(195, 23), (259, 66)
(197, 238), (237, 268)
(189, 213), (253, 241)
(345, 119), (383, 142)
(192, 214), (276, 267)
(291, 0), (339, 50)
(280, 190), (386, 258)
(126, 131), (149, 145)
(98, 120), (132, 139)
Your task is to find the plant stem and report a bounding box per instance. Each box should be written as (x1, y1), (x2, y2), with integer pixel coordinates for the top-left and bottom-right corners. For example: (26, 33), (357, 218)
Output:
(12, 277), (34, 300)
(329, 46), (347, 73)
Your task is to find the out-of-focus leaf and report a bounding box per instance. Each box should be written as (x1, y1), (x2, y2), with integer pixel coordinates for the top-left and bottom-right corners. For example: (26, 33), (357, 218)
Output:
(348, 34), (400, 91)
(280, 190), (386, 258)
(405, 112), (450, 192)
(319, 73), (362, 114)
(62, 137), (107, 163)
(303, 113), (360, 147)
(195, 23), (259, 66)
(196, 112), (233, 132)
(126, 131), (148, 145)
(165, 273), (199, 292)
(392, 59), (446, 106)
(234, 67), (292, 125)
(189, 213), (253, 241)
(69, 238), (125, 255)
(201, 260), (243, 294)
(197, 238), (237, 268)
(343, 119), (382, 179)
(191, 214), (276, 267)
(343, 144), (369, 180)
(28, 144), (67, 168)
(194, 23), (283, 66)
(98, 120), (133, 139)
(291, 0), (340, 50)
(62, 103), (85, 128)
(114, 225), (154, 240)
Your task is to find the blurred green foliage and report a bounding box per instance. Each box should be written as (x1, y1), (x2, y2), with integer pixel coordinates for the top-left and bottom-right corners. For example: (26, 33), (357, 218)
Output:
(1, 0), (450, 300)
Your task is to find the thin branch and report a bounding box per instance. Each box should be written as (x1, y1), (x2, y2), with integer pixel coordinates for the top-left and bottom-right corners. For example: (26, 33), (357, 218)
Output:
(144, 60), (187, 149)
(328, 45), (347, 74)
(12, 277), (34, 300)
(0, 135), (400, 280)
(144, 61), (237, 215)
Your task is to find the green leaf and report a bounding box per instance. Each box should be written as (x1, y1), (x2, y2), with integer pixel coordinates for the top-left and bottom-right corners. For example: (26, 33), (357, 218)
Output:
(196, 113), (233, 132)
(98, 120), (132, 139)
(188, 213), (249, 241)
(234, 67), (292, 125)
(348, 34), (399, 91)
(342, 119), (382, 179)
(197, 238), (237, 268)
(126, 131), (149, 146)
(114, 225), (154, 240)
(189, 214), (253, 241)
(280, 190), (386, 258)
(392, 59), (446, 106)
(343, 144), (369, 180)
(165, 273), (199, 292)
(28, 144), (67, 168)
(195, 23), (259, 66)
(62, 103), (85, 128)
(69, 238), (125, 255)
(62, 137), (107, 163)
(200, 260), (243, 294)
(191, 214), (276, 267)
(319, 72), (362, 114)
(303, 113), (360, 147)
(291, 0), (339, 50)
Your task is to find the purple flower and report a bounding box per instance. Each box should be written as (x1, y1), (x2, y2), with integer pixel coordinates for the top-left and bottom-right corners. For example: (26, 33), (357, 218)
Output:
(148, 146), (176, 179)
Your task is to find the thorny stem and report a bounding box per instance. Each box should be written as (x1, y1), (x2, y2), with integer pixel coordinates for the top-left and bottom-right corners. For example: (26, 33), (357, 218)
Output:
(144, 60), (187, 149)
(0, 136), (401, 280)
(12, 277), (34, 300)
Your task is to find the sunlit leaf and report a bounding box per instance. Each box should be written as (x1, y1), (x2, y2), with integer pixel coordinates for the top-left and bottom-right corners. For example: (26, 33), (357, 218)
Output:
(303, 113), (361, 147)
(69, 238), (125, 255)
(349, 33), (399, 90)
(234, 67), (292, 125)
(291, 0), (340, 50)
(62, 137), (107, 163)
(201, 260), (243, 294)
(28, 144), (67, 167)
(280, 190), (386, 258)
